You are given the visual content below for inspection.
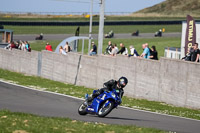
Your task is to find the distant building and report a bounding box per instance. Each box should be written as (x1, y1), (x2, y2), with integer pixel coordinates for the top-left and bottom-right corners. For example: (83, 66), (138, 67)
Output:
(164, 47), (181, 59)
(0, 29), (13, 43)
(0, 29), (13, 48)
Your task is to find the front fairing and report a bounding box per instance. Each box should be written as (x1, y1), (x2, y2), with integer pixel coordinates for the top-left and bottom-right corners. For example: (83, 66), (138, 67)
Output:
(86, 89), (121, 114)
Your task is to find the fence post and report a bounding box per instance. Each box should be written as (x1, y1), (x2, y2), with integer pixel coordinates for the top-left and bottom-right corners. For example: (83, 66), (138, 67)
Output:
(37, 52), (42, 76)
(74, 55), (82, 85)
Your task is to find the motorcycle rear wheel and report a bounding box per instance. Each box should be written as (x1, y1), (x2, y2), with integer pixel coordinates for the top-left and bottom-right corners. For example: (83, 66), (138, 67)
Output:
(98, 100), (114, 117)
(78, 102), (88, 115)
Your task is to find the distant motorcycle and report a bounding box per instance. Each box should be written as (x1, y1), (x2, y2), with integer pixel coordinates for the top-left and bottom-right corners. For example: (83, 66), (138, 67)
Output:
(132, 30), (139, 36)
(78, 89), (121, 117)
(154, 29), (162, 37)
(35, 33), (43, 40)
(105, 30), (114, 38)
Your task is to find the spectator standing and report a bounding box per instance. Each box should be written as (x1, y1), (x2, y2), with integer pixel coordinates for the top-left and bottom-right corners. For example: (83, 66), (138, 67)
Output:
(10, 41), (16, 50)
(111, 45), (118, 56)
(105, 41), (112, 55)
(140, 44), (150, 59)
(25, 41), (29, 50)
(128, 45), (139, 57)
(59, 46), (67, 55)
(25, 41), (31, 52)
(149, 46), (158, 60)
(21, 41), (26, 51)
(64, 42), (71, 53)
(89, 42), (97, 56)
(190, 43), (200, 62)
(5, 41), (11, 50)
(114, 44), (118, 53)
(145, 43), (152, 54)
(15, 41), (19, 49)
(182, 48), (192, 61)
(45, 42), (53, 52)
(117, 43), (127, 55)
(18, 41), (22, 50)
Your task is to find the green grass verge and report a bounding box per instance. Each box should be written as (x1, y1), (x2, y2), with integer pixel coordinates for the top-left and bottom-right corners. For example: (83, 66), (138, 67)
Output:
(0, 68), (200, 120)
(4, 24), (181, 34)
(30, 40), (61, 52)
(29, 37), (181, 59)
(0, 110), (165, 133)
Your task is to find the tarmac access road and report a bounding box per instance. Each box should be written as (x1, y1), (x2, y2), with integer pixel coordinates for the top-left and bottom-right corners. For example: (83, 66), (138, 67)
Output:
(0, 81), (199, 133)
(13, 32), (181, 41)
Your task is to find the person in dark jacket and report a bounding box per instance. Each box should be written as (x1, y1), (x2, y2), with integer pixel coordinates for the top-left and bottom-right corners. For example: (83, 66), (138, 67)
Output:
(104, 41), (112, 55)
(85, 77), (128, 105)
(190, 43), (200, 62)
(89, 42), (97, 56)
(149, 45), (158, 60)
(117, 43), (126, 55)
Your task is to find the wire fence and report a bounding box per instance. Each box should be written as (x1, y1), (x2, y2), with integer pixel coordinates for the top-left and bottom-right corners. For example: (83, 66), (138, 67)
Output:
(0, 11), (132, 16)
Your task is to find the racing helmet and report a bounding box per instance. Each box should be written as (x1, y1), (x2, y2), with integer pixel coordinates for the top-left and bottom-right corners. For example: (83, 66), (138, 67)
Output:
(118, 77), (128, 88)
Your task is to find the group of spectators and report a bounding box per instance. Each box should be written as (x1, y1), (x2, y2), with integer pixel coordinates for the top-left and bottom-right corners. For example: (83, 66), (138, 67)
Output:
(90, 41), (158, 60)
(59, 41), (72, 55)
(140, 43), (158, 60)
(5, 39), (200, 63)
(4, 39), (158, 60)
(4, 40), (72, 55)
(5, 40), (31, 52)
(5, 40), (54, 53)
(182, 43), (200, 62)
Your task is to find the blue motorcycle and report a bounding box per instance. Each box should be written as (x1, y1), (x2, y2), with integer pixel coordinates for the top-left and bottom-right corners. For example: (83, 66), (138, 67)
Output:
(78, 89), (121, 117)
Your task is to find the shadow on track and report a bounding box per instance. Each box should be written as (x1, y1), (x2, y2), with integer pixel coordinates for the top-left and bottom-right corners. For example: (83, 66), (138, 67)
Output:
(87, 115), (157, 122)
(105, 116), (157, 122)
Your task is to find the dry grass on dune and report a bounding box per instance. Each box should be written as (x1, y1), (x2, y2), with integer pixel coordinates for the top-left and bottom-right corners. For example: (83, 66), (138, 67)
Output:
(133, 0), (200, 17)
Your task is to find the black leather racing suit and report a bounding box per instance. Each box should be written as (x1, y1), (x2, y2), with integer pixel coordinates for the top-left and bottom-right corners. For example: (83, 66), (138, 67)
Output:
(92, 79), (124, 100)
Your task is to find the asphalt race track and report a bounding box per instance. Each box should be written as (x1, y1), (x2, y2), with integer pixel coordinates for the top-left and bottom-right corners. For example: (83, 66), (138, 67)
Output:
(0, 81), (199, 133)
(13, 33), (181, 41)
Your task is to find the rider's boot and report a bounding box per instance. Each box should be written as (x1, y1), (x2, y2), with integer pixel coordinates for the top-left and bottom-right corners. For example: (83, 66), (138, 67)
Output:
(83, 96), (93, 106)
(83, 90), (102, 106)
(87, 90), (101, 103)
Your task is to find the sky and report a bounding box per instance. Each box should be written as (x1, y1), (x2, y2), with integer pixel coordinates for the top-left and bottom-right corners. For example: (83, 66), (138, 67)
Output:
(1, 0), (165, 14)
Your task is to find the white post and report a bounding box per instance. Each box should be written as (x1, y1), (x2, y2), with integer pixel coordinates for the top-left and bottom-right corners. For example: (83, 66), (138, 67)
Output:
(98, 0), (105, 55)
(82, 39), (85, 55)
(88, 0), (93, 55)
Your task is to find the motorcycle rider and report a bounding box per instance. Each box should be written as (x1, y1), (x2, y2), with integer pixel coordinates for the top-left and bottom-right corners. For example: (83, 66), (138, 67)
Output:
(85, 77), (128, 105)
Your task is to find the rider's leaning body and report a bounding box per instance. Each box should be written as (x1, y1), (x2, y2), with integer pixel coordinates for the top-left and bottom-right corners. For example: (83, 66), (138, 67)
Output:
(86, 77), (128, 104)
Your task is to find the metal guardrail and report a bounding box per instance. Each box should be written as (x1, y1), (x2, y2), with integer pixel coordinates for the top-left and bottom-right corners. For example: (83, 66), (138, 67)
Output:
(0, 11), (131, 16)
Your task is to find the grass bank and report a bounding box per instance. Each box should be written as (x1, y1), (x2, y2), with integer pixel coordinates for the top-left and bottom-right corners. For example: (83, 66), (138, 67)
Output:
(0, 68), (200, 120)
(0, 110), (165, 133)
(30, 40), (61, 52)
(4, 24), (181, 34)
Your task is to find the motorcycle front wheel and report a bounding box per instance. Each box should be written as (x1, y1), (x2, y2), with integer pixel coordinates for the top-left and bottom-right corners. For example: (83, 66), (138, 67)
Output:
(78, 102), (88, 115)
(98, 100), (114, 117)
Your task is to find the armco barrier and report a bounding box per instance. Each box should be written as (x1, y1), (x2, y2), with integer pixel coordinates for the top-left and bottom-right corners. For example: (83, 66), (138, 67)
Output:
(0, 48), (200, 109)
(0, 20), (182, 26)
